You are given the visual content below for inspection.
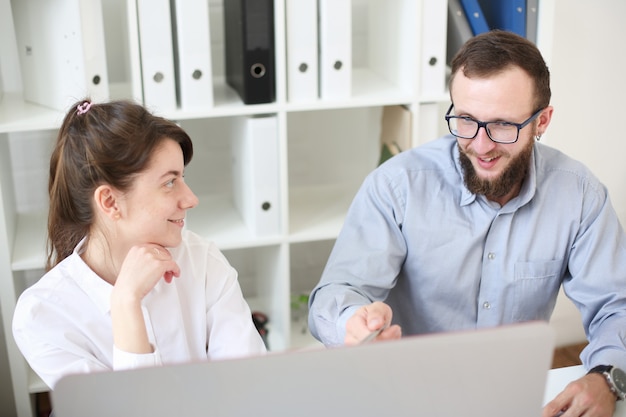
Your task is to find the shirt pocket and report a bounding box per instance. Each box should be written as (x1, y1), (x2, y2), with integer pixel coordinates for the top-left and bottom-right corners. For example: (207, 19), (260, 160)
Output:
(512, 259), (563, 321)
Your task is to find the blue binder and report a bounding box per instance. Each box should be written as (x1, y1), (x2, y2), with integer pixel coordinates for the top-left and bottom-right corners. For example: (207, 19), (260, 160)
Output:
(478, 0), (526, 37)
(460, 0), (490, 35)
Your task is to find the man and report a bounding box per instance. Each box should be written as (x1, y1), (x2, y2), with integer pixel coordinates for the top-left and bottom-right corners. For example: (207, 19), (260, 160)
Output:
(308, 30), (626, 417)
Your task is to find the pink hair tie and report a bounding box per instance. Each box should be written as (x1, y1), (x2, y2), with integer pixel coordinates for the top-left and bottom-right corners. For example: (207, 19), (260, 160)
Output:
(76, 101), (92, 115)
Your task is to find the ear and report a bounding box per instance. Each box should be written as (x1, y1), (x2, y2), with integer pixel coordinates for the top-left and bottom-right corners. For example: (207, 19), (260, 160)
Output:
(93, 184), (121, 221)
(536, 105), (554, 136)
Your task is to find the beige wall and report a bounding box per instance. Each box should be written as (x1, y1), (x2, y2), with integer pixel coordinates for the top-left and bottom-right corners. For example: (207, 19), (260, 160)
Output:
(545, 1), (626, 346)
(548, 0), (626, 222)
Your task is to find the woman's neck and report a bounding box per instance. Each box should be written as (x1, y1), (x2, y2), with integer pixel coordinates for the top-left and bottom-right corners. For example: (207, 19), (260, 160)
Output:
(80, 234), (121, 285)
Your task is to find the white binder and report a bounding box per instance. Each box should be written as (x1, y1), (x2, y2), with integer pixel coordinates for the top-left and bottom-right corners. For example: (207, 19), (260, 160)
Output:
(11, 0), (109, 111)
(420, 0), (448, 99)
(418, 102), (442, 146)
(135, 0), (177, 113)
(231, 115), (281, 237)
(318, 0), (351, 100)
(172, 0), (214, 110)
(447, 0), (474, 67)
(526, 0), (539, 44)
(125, 0), (142, 104)
(286, 0), (318, 102)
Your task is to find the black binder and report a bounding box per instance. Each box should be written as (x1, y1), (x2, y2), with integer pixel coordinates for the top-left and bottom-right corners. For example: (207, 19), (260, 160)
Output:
(224, 0), (275, 104)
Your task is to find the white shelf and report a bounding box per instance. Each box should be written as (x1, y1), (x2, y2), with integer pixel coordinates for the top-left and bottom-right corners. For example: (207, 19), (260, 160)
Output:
(0, 1), (550, 416)
(289, 185), (355, 242)
(290, 325), (324, 351)
(0, 93), (65, 133)
(11, 211), (47, 271)
(185, 195), (283, 250)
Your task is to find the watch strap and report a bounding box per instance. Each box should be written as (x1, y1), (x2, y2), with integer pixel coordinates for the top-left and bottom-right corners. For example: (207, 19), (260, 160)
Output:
(588, 365), (622, 401)
(588, 365), (613, 375)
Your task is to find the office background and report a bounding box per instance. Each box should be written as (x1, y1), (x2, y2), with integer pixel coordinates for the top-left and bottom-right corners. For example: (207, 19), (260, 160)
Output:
(0, 1), (624, 415)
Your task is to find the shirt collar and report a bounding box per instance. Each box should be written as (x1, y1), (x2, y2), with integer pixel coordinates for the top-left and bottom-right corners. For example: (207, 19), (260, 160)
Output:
(69, 237), (173, 313)
(69, 237), (114, 315)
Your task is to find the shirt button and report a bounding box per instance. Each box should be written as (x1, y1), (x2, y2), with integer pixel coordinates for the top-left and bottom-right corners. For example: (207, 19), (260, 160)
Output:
(482, 301), (491, 309)
(488, 252), (496, 260)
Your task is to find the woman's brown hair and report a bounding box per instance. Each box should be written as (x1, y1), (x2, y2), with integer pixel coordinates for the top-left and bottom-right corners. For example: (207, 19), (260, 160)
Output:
(46, 99), (193, 270)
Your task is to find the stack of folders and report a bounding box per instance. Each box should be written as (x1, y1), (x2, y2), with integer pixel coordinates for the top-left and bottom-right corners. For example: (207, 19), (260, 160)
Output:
(231, 115), (281, 237)
(285, 0), (352, 102)
(130, 0), (214, 113)
(448, 0), (539, 65)
(11, 0), (109, 111)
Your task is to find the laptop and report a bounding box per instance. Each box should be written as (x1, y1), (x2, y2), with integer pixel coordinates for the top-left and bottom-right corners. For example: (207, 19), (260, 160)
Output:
(52, 321), (554, 417)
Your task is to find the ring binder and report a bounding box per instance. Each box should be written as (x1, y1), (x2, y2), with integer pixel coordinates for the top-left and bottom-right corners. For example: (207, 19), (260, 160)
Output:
(135, 0), (177, 112)
(171, 0), (214, 110)
(286, 0), (318, 102)
(478, 0), (527, 38)
(11, 0), (109, 111)
(231, 115), (280, 236)
(318, 0), (352, 100)
(223, 0), (275, 104)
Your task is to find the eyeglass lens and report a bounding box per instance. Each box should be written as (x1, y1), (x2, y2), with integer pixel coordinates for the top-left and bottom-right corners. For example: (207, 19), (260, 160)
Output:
(448, 117), (518, 143)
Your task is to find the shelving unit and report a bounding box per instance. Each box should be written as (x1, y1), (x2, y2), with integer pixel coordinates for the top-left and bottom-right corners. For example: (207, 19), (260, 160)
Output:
(0, 0), (553, 416)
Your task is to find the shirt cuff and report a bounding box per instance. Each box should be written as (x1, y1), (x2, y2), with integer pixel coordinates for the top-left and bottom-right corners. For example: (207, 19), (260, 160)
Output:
(113, 344), (162, 370)
(336, 305), (360, 345)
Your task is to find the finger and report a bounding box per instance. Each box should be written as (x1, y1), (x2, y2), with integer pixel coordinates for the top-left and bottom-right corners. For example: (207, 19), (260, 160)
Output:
(344, 333), (361, 346)
(152, 245), (172, 259)
(543, 393), (570, 417)
(345, 306), (373, 345)
(541, 402), (566, 417)
(167, 261), (181, 277)
(380, 324), (402, 341)
(364, 302), (392, 330)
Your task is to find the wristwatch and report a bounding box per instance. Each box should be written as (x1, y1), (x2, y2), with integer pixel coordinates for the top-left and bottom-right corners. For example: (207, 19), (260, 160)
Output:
(588, 365), (626, 401)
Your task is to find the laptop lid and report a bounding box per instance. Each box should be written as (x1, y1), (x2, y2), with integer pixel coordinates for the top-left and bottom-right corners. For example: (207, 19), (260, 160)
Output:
(52, 321), (554, 417)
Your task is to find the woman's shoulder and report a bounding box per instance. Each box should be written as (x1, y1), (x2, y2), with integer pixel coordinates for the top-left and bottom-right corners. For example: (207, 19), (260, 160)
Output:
(13, 255), (86, 330)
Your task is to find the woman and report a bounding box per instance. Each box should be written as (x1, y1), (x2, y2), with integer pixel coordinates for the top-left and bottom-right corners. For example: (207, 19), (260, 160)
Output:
(12, 99), (266, 389)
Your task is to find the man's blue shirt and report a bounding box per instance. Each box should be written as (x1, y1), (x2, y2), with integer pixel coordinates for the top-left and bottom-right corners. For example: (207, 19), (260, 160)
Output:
(309, 135), (626, 369)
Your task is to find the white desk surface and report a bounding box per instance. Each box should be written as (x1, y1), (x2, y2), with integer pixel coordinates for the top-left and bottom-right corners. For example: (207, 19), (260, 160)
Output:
(545, 365), (626, 416)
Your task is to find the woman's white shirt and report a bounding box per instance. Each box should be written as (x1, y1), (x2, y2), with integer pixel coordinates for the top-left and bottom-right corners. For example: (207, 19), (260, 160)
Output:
(12, 230), (267, 389)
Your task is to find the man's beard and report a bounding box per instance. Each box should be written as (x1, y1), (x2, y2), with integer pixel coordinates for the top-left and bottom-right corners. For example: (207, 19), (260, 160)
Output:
(458, 138), (534, 200)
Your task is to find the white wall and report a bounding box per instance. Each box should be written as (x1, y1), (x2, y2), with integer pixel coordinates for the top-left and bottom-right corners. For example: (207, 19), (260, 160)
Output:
(545, 0), (626, 346)
(548, 0), (626, 222)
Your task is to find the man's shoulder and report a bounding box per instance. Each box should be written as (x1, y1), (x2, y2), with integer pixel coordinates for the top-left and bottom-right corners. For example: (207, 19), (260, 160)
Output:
(535, 142), (596, 176)
(535, 142), (607, 199)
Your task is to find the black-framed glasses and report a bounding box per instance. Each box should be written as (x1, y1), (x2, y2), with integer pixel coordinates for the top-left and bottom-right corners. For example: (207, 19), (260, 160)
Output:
(444, 104), (544, 144)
